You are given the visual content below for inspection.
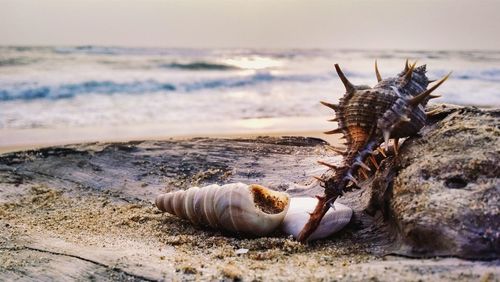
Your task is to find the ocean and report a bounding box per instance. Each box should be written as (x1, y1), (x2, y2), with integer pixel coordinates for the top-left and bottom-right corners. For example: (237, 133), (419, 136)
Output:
(0, 46), (499, 144)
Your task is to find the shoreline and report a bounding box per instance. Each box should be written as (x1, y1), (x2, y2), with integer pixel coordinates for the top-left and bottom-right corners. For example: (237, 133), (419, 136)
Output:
(0, 131), (339, 154)
(0, 116), (341, 154)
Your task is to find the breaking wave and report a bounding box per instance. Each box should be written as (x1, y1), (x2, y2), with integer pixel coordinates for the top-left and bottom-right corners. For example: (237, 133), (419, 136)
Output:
(161, 61), (239, 71)
(0, 72), (328, 101)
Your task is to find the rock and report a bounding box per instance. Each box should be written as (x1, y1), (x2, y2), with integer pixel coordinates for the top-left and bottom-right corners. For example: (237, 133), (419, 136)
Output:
(383, 104), (500, 259)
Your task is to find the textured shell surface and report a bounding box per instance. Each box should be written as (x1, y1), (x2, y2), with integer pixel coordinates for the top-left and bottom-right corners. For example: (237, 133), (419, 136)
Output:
(281, 197), (352, 241)
(156, 183), (354, 240)
(335, 64), (430, 150)
(156, 183), (290, 236)
(298, 61), (451, 242)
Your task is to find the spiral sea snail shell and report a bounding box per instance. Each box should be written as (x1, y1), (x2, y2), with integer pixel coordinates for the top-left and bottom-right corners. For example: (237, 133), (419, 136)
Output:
(156, 183), (290, 236)
(155, 183), (352, 240)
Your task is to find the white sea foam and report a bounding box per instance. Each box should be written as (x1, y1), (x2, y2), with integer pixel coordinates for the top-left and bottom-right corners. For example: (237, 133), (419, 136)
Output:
(0, 47), (499, 131)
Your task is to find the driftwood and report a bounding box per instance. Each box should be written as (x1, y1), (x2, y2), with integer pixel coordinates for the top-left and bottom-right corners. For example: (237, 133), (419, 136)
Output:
(0, 105), (498, 281)
(0, 136), (328, 203)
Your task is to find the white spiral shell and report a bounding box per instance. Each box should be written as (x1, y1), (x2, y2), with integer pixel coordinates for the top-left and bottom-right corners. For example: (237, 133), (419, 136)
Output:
(155, 183), (290, 236)
(280, 197), (353, 241)
(155, 183), (353, 240)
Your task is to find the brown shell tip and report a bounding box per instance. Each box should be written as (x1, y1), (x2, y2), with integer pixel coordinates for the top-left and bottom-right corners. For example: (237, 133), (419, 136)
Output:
(375, 60), (382, 82)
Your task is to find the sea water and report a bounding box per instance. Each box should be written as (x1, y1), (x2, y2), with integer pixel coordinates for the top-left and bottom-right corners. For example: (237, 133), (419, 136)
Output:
(0, 46), (499, 134)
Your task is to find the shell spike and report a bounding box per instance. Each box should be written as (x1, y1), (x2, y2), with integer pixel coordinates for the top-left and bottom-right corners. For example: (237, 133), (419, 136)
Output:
(320, 101), (339, 111)
(324, 128), (343, 135)
(313, 176), (325, 182)
(375, 60), (382, 82)
(369, 155), (380, 169)
(355, 161), (371, 171)
(393, 138), (400, 156)
(376, 147), (387, 157)
(383, 130), (391, 151)
(317, 160), (340, 170)
(334, 64), (355, 93)
(404, 59), (409, 72)
(409, 72), (451, 106)
(344, 173), (359, 186)
(315, 195), (325, 201)
(359, 167), (369, 179)
(403, 61), (417, 85)
(326, 145), (347, 155)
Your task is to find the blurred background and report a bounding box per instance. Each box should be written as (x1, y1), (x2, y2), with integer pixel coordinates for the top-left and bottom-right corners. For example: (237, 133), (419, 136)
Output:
(1, 0), (499, 150)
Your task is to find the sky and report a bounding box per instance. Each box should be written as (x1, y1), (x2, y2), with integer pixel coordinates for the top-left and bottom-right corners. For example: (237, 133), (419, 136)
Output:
(1, 0), (499, 50)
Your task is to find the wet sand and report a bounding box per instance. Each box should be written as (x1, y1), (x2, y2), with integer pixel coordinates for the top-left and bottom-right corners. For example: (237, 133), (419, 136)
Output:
(0, 116), (339, 154)
(0, 129), (338, 155)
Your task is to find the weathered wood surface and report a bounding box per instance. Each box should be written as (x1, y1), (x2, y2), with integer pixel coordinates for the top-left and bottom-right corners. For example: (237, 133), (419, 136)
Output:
(0, 136), (329, 203)
(0, 107), (499, 281)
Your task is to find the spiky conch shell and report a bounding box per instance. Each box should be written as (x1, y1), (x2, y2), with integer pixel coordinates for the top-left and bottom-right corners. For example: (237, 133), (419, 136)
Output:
(155, 183), (290, 236)
(155, 183), (353, 239)
(297, 61), (451, 242)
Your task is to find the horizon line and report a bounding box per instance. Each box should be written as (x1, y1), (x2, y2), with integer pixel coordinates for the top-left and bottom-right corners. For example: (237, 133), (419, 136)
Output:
(1, 44), (500, 53)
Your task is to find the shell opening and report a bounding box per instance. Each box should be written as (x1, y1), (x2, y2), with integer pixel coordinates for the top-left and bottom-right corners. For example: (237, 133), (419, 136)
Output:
(250, 184), (289, 214)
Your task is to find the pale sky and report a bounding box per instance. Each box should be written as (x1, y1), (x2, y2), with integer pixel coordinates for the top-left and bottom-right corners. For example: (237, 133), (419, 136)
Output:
(1, 0), (499, 50)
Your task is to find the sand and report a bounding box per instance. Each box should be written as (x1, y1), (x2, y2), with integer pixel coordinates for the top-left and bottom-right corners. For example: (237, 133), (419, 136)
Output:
(1, 185), (497, 281)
